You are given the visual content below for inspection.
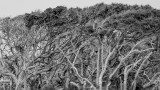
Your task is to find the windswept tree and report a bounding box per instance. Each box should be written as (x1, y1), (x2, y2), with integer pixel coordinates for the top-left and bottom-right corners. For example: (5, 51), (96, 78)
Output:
(0, 17), (52, 90)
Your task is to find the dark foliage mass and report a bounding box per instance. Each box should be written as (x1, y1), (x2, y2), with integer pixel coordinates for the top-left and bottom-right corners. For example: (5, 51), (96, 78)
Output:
(1, 2), (160, 90)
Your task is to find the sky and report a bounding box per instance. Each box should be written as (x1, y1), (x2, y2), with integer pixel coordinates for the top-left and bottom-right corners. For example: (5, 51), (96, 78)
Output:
(0, 0), (160, 18)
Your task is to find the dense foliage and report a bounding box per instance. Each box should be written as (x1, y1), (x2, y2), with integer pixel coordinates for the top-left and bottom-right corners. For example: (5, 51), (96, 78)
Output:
(0, 3), (160, 90)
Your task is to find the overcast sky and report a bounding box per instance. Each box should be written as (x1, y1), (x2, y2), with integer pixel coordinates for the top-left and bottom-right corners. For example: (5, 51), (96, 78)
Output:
(0, 0), (160, 18)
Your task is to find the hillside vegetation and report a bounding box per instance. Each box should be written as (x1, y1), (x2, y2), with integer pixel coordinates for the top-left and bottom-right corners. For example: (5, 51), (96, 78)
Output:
(0, 3), (160, 90)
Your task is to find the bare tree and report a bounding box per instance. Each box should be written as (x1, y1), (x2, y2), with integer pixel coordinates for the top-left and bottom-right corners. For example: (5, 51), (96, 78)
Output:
(0, 18), (50, 90)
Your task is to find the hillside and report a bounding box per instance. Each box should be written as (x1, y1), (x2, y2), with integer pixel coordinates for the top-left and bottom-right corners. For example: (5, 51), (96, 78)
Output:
(0, 3), (160, 90)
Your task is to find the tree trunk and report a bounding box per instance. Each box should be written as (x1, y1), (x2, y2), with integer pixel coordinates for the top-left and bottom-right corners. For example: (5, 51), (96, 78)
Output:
(23, 78), (28, 90)
(96, 47), (101, 90)
(15, 82), (20, 90)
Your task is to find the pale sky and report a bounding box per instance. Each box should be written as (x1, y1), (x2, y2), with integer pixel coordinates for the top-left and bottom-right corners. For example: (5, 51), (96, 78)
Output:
(0, 0), (160, 18)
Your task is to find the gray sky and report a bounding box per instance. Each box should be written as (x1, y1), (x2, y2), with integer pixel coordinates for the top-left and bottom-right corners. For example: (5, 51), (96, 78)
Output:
(0, 0), (160, 18)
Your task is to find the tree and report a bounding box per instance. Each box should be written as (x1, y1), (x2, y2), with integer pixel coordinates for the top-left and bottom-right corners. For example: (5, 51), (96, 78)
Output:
(0, 17), (51, 90)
